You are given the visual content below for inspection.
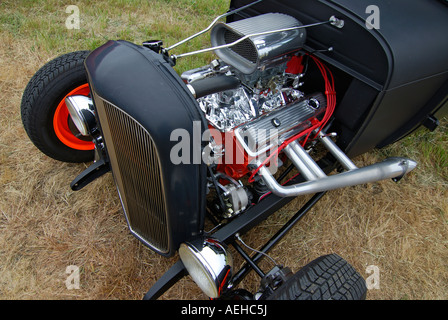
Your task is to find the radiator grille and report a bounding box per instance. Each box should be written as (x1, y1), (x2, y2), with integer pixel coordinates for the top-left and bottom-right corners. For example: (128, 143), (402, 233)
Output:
(100, 100), (169, 253)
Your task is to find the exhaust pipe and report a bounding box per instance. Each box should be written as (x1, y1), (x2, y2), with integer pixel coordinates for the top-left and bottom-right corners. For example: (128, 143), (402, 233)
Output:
(257, 134), (417, 197)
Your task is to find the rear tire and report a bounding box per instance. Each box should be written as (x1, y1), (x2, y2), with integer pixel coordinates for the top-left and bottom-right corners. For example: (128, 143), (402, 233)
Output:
(267, 254), (367, 300)
(21, 50), (95, 163)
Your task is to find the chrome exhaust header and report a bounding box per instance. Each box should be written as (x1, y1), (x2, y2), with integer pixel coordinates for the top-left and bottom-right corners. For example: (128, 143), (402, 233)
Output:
(257, 133), (417, 197)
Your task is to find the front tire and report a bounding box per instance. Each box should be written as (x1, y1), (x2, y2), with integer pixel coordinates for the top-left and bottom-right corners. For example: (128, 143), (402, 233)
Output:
(21, 50), (95, 163)
(267, 254), (368, 300)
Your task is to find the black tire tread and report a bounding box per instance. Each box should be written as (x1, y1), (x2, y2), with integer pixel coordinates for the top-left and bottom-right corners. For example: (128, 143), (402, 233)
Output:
(267, 254), (367, 300)
(21, 50), (93, 162)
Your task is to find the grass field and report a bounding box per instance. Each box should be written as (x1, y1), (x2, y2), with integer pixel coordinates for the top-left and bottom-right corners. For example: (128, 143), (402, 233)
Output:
(0, 0), (447, 300)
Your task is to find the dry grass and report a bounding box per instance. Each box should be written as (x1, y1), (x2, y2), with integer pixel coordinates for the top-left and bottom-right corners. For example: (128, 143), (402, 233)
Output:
(1, 0), (447, 300)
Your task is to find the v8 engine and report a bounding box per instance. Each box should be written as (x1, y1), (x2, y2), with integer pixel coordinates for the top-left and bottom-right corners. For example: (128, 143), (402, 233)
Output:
(181, 13), (335, 218)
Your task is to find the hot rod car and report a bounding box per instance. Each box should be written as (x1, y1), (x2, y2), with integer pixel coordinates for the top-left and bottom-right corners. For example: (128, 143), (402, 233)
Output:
(20, 0), (448, 300)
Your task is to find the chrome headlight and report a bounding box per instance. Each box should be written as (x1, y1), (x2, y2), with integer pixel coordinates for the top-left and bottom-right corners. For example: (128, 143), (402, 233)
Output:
(65, 95), (96, 136)
(179, 238), (233, 298)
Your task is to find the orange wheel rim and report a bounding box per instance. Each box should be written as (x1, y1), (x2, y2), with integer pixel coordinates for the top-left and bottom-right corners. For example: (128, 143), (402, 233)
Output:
(53, 83), (95, 151)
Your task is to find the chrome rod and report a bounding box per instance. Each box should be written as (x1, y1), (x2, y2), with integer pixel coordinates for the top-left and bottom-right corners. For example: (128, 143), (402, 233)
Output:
(166, 0), (264, 51)
(172, 20), (331, 59)
(258, 158), (417, 198)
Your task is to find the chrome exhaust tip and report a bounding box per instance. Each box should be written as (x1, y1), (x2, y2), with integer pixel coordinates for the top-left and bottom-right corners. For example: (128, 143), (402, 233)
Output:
(257, 134), (417, 198)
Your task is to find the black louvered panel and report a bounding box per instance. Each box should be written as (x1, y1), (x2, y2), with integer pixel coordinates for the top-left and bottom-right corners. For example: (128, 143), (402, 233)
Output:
(99, 99), (169, 253)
